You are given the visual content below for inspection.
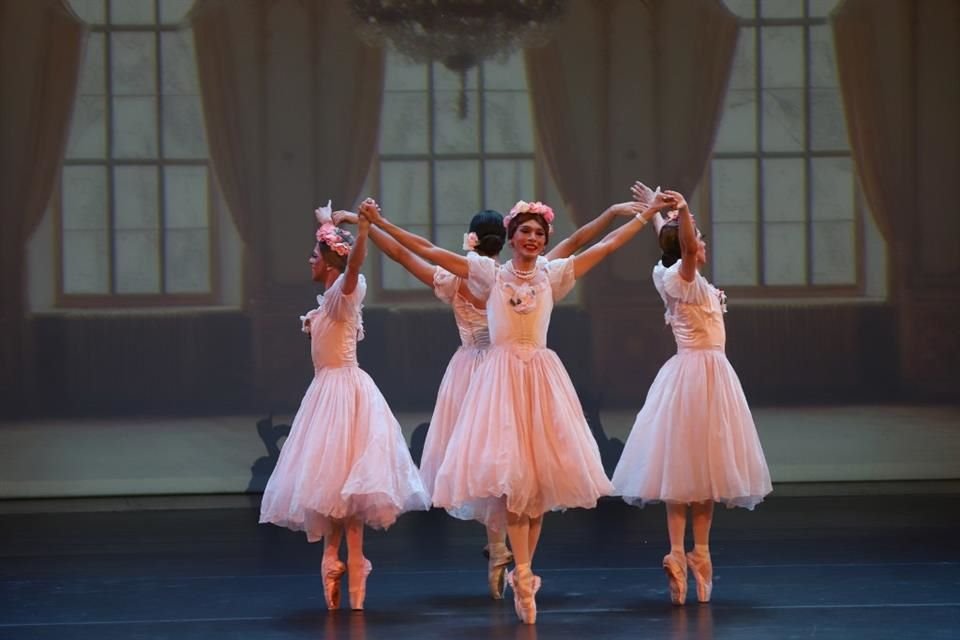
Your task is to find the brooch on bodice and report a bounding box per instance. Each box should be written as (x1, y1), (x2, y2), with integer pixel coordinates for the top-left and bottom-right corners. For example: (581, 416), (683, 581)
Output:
(504, 281), (537, 314)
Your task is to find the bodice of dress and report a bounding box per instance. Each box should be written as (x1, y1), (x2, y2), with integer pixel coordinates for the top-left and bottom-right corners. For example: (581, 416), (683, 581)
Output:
(300, 274), (366, 370)
(653, 261), (726, 351)
(433, 267), (490, 348)
(466, 254), (576, 359)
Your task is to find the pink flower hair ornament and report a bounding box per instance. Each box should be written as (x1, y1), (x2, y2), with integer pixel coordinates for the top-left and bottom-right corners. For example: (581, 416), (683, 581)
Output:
(504, 200), (555, 234)
(314, 200), (353, 257)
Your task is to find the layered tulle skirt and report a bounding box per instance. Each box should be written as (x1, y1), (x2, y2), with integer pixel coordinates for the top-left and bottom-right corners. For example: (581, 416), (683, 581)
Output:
(418, 345), (487, 499)
(432, 345), (614, 531)
(612, 348), (772, 509)
(259, 365), (429, 541)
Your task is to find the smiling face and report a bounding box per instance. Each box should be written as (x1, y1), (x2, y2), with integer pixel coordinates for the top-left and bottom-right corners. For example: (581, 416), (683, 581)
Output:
(507, 213), (549, 260)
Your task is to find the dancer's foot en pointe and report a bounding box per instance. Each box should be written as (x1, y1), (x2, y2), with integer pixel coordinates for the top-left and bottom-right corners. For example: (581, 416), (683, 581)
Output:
(348, 558), (372, 610)
(686, 549), (713, 603)
(507, 563), (540, 624)
(662, 550), (688, 605)
(485, 542), (514, 600)
(321, 555), (346, 610)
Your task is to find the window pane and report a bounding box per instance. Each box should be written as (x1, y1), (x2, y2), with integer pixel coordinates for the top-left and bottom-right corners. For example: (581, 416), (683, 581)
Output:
(63, 229), (110, 293)
(434, 90), (479, 153)
(66, 96), (107, 159)
(810, 89), (848, 151)
(760, 0), (803, 18)
(380, 91), (428, 154)
(62, 166), (108, 230)
(722, 0), (755, 18)
(164, 166), (208, 228)
(761, 27), (804, 88)
(764, 222), (806, 285)
(111, 33), (157, 96)
(811, 157), (854, 221)
(163, 94), (207, 159)
(712, 159), (757, 223)
(435, 160), (481, 224)
(385, 53), (428, 91)
(729, 27), (756, 91)
(812, 221), (855, 284)
(485, 159), (535, 211)
(433, 63), (477, 91)
(809, 0), (842, 18)
(165, 228), (210, 292)
(110, 0), (155, 24)
(484, 52), (527, 90)
(436, 224), (468, 253)
(761, 88), (804, 151)
(78, 33), (106, 95)
(159, 0), (194, 24)
(762, 158), (805, 222)
(484, 90), (534, 153)
(69, 0), (106, 24)
(382, 225), (429, 290)
(712, 223), (757, 285)
(113, 96), (158, 158)
(114, 166), (159, 230)
(380, 161), (429, 225)
(715, 90), (757, 153)
(161, 31), (199, 95)
(809, 25), (839, 88)
(115, 229), (161, 293)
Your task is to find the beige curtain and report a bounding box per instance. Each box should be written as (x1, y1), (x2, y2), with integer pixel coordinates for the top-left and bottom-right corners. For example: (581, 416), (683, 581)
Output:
(0, 0), (86, 416)
(832, 0), (916, 291)
(524, 0), (607, 225)
(311, 0), (385, 207)
(649, 0), (739, 194)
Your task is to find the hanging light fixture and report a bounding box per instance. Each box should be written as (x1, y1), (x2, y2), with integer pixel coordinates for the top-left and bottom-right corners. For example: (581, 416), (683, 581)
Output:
(351, 0), (568, 116)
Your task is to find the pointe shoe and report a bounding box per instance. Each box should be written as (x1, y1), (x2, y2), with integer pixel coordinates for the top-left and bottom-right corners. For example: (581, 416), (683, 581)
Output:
(508, 564), (538, 624)
(348, 558), (373, 611)
(485, 543), (514, 600)
(686, 550), (713, 603)
(662, 551), (688, 606)
(321, 556), (346, 610)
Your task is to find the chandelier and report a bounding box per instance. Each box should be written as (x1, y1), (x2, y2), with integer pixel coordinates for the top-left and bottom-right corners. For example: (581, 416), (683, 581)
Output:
(351, 0), (568, 116)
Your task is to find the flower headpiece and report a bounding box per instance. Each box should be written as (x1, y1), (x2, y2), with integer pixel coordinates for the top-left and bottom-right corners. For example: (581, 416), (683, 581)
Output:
(504, 200), (555, 234)
(314, 200), (352, 257)
(462, 232), (479, 251)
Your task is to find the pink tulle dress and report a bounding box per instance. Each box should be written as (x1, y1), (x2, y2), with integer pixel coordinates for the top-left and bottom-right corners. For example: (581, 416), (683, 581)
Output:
(612, 262), (772, 509)
(418, 266), (491, 500)
(431, 253), (614, 531)
(259, 274), (429, 541)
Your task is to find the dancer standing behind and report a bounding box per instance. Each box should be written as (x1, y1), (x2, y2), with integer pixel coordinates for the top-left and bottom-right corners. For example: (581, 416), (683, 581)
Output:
(360, 191), (676, 623)
(259, 202), (429, 611)
(336, 198), (653, 599)
(611, 190), (772, 606)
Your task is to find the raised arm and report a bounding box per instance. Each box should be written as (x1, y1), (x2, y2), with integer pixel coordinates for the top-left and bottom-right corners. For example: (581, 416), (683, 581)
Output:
(335, 208), (435, 288)
(671, 191), (698, 283)
(359, 200), (470, 279)
(546, 204), (630, 260)
(341, 212), (369, 296)
(571, 193), (677, 279)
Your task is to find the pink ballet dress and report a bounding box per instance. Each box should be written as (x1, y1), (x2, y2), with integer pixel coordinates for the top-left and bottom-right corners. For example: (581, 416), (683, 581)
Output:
(431, 253), (614, 531)
(259, 274), (429, 541)
(611, 261), (772, 509)
(418, 266), (491, 499)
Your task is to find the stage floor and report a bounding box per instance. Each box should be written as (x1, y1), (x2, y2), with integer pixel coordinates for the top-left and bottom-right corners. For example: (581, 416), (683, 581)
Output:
(2, 492), (959, 639)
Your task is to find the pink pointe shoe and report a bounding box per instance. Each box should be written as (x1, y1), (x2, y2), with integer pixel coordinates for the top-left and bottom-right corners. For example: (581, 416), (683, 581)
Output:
(506, 563), (540, 624)
(321, 556), (346, 610)
(662, 551), (688, 606)
(485, 543), (514, 600)
(348, 558), (373, 611)
(686, 550), (713, 603)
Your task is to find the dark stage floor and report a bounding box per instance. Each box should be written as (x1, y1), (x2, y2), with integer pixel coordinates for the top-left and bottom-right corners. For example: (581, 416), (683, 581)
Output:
(1, 491), (959, 639)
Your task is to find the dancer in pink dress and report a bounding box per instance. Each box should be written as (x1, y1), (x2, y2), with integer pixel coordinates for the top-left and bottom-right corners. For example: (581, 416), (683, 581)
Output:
(360, 190), (677, 623)
(259, 202), (429, 611)
(611, 190), (772, 606)
(336, 198), (653, 599)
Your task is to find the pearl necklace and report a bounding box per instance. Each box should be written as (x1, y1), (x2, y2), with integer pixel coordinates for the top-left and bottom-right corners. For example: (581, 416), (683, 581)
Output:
(508, 260), (537, 280)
